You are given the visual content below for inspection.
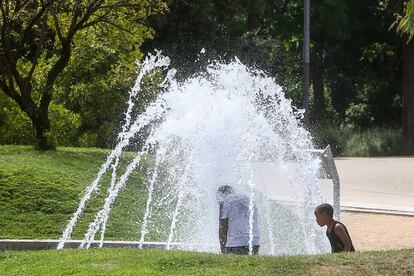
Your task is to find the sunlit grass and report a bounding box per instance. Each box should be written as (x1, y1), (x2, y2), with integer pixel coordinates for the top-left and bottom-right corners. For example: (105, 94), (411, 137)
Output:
(0, 145), (150, 240)
(1, 248), (413, 275)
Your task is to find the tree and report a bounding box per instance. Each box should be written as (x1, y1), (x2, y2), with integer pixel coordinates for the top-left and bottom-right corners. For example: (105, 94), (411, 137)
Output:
(55, 29), (163, 148)
(309, 0), (348, 120)
(0, 0), (165, 149)
(394, 0), (414, 149)
(143, 0), (406, 137)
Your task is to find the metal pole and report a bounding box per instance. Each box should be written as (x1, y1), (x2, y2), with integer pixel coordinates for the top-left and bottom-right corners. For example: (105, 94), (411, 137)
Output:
(324, 145), (340, 220)
(303, 0), (310, 124)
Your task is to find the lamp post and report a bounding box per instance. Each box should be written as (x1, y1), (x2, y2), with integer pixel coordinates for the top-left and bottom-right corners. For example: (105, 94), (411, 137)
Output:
(303, 0), (310, 124)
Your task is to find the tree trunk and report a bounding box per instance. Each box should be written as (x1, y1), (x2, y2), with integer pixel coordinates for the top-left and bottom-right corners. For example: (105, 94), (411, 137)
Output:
(31, 109), (53, 150)
(311, 46), (325, 120)
(247, 0), (265, 31)
(4, 83), (55, 150)
(32, 85), (55, 150)
(402, 38), (414, 151)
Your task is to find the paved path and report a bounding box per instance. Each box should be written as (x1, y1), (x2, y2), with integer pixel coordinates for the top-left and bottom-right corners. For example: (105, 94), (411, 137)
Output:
(333, 157), (414, 251)
(335, 157), (414, 214)
(255, 157), (414, 215)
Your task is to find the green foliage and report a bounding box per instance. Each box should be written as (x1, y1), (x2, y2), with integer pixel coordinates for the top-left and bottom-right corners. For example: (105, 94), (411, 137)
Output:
(0, 96), (34, 145)
(343, 128), (404, 156)
(52, 23), (166, 148)
(146, 0), (405, 133)
(345, 103), (374, 128)
(0, 0), (411, 154)
(0, 96), (80, 146)
(361, 42), (397, 63)
(78, 133), (99, 148)
(48, 103), (81, 147)
(316, 126), (403, 156)
(393, 0), (414, 41)
(0, 0), (167, 148)
(0, 248), (413, 275)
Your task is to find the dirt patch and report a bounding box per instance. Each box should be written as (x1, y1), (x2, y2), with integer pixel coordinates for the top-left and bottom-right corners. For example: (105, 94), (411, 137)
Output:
(341, 212), (414, 251)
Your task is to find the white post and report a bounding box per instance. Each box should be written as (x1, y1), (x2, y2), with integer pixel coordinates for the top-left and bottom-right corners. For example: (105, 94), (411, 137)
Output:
(324, 145), (340, 220)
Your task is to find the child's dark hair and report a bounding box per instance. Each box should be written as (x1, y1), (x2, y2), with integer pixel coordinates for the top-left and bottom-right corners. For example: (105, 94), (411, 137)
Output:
(217, 185), (234, 195)
(315, 203), (334, 218)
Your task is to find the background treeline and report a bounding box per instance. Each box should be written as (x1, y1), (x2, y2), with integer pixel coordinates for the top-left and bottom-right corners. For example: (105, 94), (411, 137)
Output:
(0, 0), (413, 155)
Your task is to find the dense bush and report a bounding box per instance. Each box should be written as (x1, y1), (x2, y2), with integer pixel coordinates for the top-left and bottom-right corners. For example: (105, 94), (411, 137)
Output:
(345, 103), (374, 128)
(0, 96), (80, 147)
(48, 104), (81, 147)
(316, 126), (403, 156)
(0, 98), (34, 145)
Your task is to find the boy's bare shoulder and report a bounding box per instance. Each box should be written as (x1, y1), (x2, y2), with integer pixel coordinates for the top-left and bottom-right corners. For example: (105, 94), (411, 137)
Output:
(334, 223), (346, 232)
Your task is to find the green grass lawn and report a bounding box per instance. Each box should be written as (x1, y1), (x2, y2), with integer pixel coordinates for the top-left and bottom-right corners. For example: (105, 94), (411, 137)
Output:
(1, 146), (414, 275)
(0, 248), (413, 275)
(0, 145), (151, 240)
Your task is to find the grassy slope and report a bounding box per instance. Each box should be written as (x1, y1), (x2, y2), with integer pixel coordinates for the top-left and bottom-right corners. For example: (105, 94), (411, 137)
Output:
(0, 145), (149, 240)
(0, 248), (413, 275)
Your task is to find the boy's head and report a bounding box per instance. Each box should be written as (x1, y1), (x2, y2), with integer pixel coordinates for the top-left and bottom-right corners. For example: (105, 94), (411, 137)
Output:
(217, 185), (234, 201)
(314, 203), (334, 226)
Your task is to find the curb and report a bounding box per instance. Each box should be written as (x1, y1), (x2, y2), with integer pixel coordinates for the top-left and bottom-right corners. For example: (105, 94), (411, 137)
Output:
(0, 240), (180, 251)
(342, 206), (414, 217)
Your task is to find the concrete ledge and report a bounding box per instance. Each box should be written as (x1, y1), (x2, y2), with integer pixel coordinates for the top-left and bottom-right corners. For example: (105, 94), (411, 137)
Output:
(342, 204), (414, 217)
(0, 240), (180, 251)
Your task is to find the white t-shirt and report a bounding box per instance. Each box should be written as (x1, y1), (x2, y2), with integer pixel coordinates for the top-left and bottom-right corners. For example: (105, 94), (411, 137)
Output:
(219, 193), (260, 247)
